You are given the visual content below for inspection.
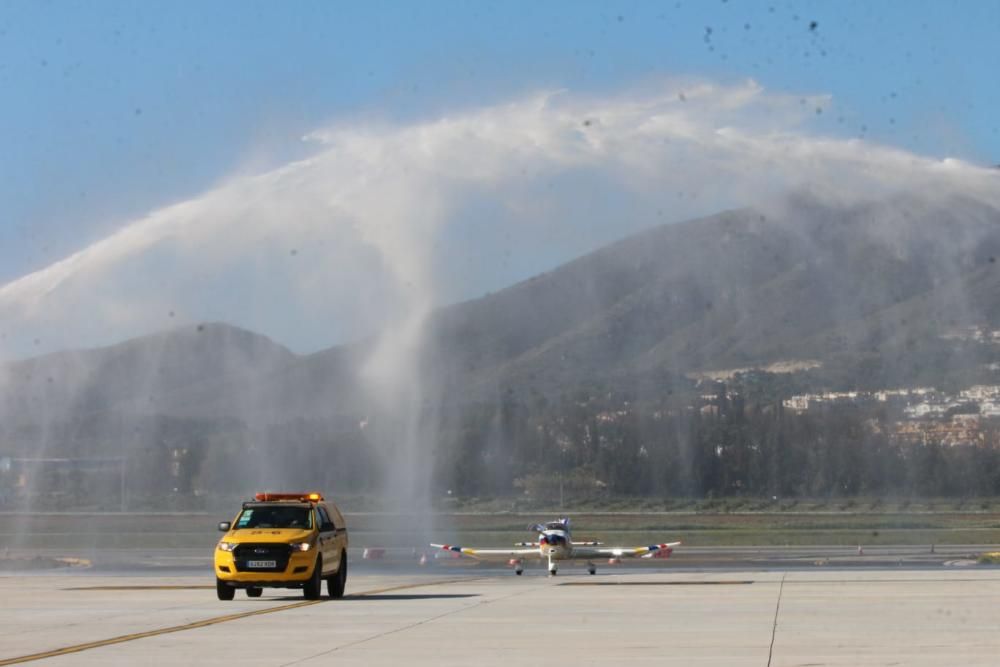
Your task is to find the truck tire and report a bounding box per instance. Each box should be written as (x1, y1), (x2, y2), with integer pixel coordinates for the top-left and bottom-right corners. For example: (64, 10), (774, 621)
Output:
(216, 578), (235, 601)
(328, 551), (347, 599)
(303, 556), (322, 600)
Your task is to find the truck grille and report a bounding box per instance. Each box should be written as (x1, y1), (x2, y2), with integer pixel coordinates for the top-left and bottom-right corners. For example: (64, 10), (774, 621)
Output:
(233, 543), (293, 573)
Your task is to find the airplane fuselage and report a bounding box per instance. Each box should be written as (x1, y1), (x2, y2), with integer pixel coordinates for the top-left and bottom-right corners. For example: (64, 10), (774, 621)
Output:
(539, 527), (572, 560)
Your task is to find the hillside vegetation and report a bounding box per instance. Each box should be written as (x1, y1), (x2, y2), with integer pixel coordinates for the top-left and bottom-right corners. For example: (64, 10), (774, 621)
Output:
(3, 192), (1000, 505)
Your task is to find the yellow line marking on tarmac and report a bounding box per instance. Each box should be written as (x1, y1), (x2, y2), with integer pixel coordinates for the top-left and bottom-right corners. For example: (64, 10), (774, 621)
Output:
(63, 584), (214, 590)
(559, 580), (754, 586)
(0, 578), (476, 666)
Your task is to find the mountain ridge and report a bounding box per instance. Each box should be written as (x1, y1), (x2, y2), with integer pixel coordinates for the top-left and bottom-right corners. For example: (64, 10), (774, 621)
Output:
(3, 193), (1000, 433)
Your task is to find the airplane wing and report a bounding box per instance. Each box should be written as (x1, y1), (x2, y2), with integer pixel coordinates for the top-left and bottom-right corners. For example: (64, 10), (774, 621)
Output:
(572, 541), (681, 559)
(515, 541), (601, 547)
(430, 543), (538, 559)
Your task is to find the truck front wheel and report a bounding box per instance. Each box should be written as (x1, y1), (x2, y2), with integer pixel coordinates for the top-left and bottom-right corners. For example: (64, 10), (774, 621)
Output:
(216, 578), (235, 601)
(303, 556), (323, 600)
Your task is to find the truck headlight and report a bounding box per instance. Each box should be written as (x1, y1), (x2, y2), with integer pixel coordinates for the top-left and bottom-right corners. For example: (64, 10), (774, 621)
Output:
(290, 542), (312, 552)
(217, 541), (237, 552)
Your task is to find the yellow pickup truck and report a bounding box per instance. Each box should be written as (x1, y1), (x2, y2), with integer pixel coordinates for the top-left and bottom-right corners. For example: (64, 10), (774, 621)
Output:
(214, 492), (348, 600)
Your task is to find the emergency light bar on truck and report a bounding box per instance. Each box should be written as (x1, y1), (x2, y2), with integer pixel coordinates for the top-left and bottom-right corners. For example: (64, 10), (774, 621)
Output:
(253, 492), (324, 502)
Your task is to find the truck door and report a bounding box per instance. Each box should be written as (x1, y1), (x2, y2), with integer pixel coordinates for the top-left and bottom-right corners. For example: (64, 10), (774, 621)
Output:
(329, 505), (348, 556)
(315, 506), (336, 575)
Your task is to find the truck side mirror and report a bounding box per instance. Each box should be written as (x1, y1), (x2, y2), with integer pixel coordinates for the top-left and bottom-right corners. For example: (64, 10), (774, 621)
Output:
(218, 521), (231, 532)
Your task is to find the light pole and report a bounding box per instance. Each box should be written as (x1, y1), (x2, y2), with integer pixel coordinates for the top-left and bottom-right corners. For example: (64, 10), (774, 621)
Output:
(559, 446), (565, 510)
(120, 457), (127, 512)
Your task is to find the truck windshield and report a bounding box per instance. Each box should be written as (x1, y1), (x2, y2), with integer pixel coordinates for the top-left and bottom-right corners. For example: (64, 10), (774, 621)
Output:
(235, 506), (312, 530)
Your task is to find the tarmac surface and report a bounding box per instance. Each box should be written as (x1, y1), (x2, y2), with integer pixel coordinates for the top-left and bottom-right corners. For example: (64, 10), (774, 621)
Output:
(1, 541), (989, 572)
(4, 566), (1000, 666)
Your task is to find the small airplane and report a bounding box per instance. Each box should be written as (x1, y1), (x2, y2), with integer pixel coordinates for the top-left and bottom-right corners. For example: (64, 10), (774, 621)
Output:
(431, 518), (680, 576)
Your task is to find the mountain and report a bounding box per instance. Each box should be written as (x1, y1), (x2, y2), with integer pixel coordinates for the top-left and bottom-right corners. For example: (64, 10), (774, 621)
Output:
(424, 192), (1000, 396)
(0, 323), (296, 428)
(3, 192), (1000, 436)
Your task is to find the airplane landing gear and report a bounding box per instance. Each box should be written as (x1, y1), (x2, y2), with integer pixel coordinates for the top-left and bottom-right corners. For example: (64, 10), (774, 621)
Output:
(587, 563), (596, 575)
(547, 555), (558, 576)
(511, 559), (524, 575)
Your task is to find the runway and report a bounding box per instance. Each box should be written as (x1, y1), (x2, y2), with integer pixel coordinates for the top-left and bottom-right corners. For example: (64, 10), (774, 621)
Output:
(4, 568), (1000, 666)
(0, 541), (989, 573)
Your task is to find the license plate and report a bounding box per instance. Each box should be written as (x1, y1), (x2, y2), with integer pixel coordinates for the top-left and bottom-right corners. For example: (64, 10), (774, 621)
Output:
(246, 560), (276, 568)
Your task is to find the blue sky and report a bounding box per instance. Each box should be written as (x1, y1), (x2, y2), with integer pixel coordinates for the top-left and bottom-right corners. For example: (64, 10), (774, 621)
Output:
(0, 1), (998, 356)
(2, 0), (999, 284)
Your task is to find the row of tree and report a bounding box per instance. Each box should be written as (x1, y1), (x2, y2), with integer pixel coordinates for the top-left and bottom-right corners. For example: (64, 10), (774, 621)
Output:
(430, 384), (1000, 500)
(6, 381), (1000, 508)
